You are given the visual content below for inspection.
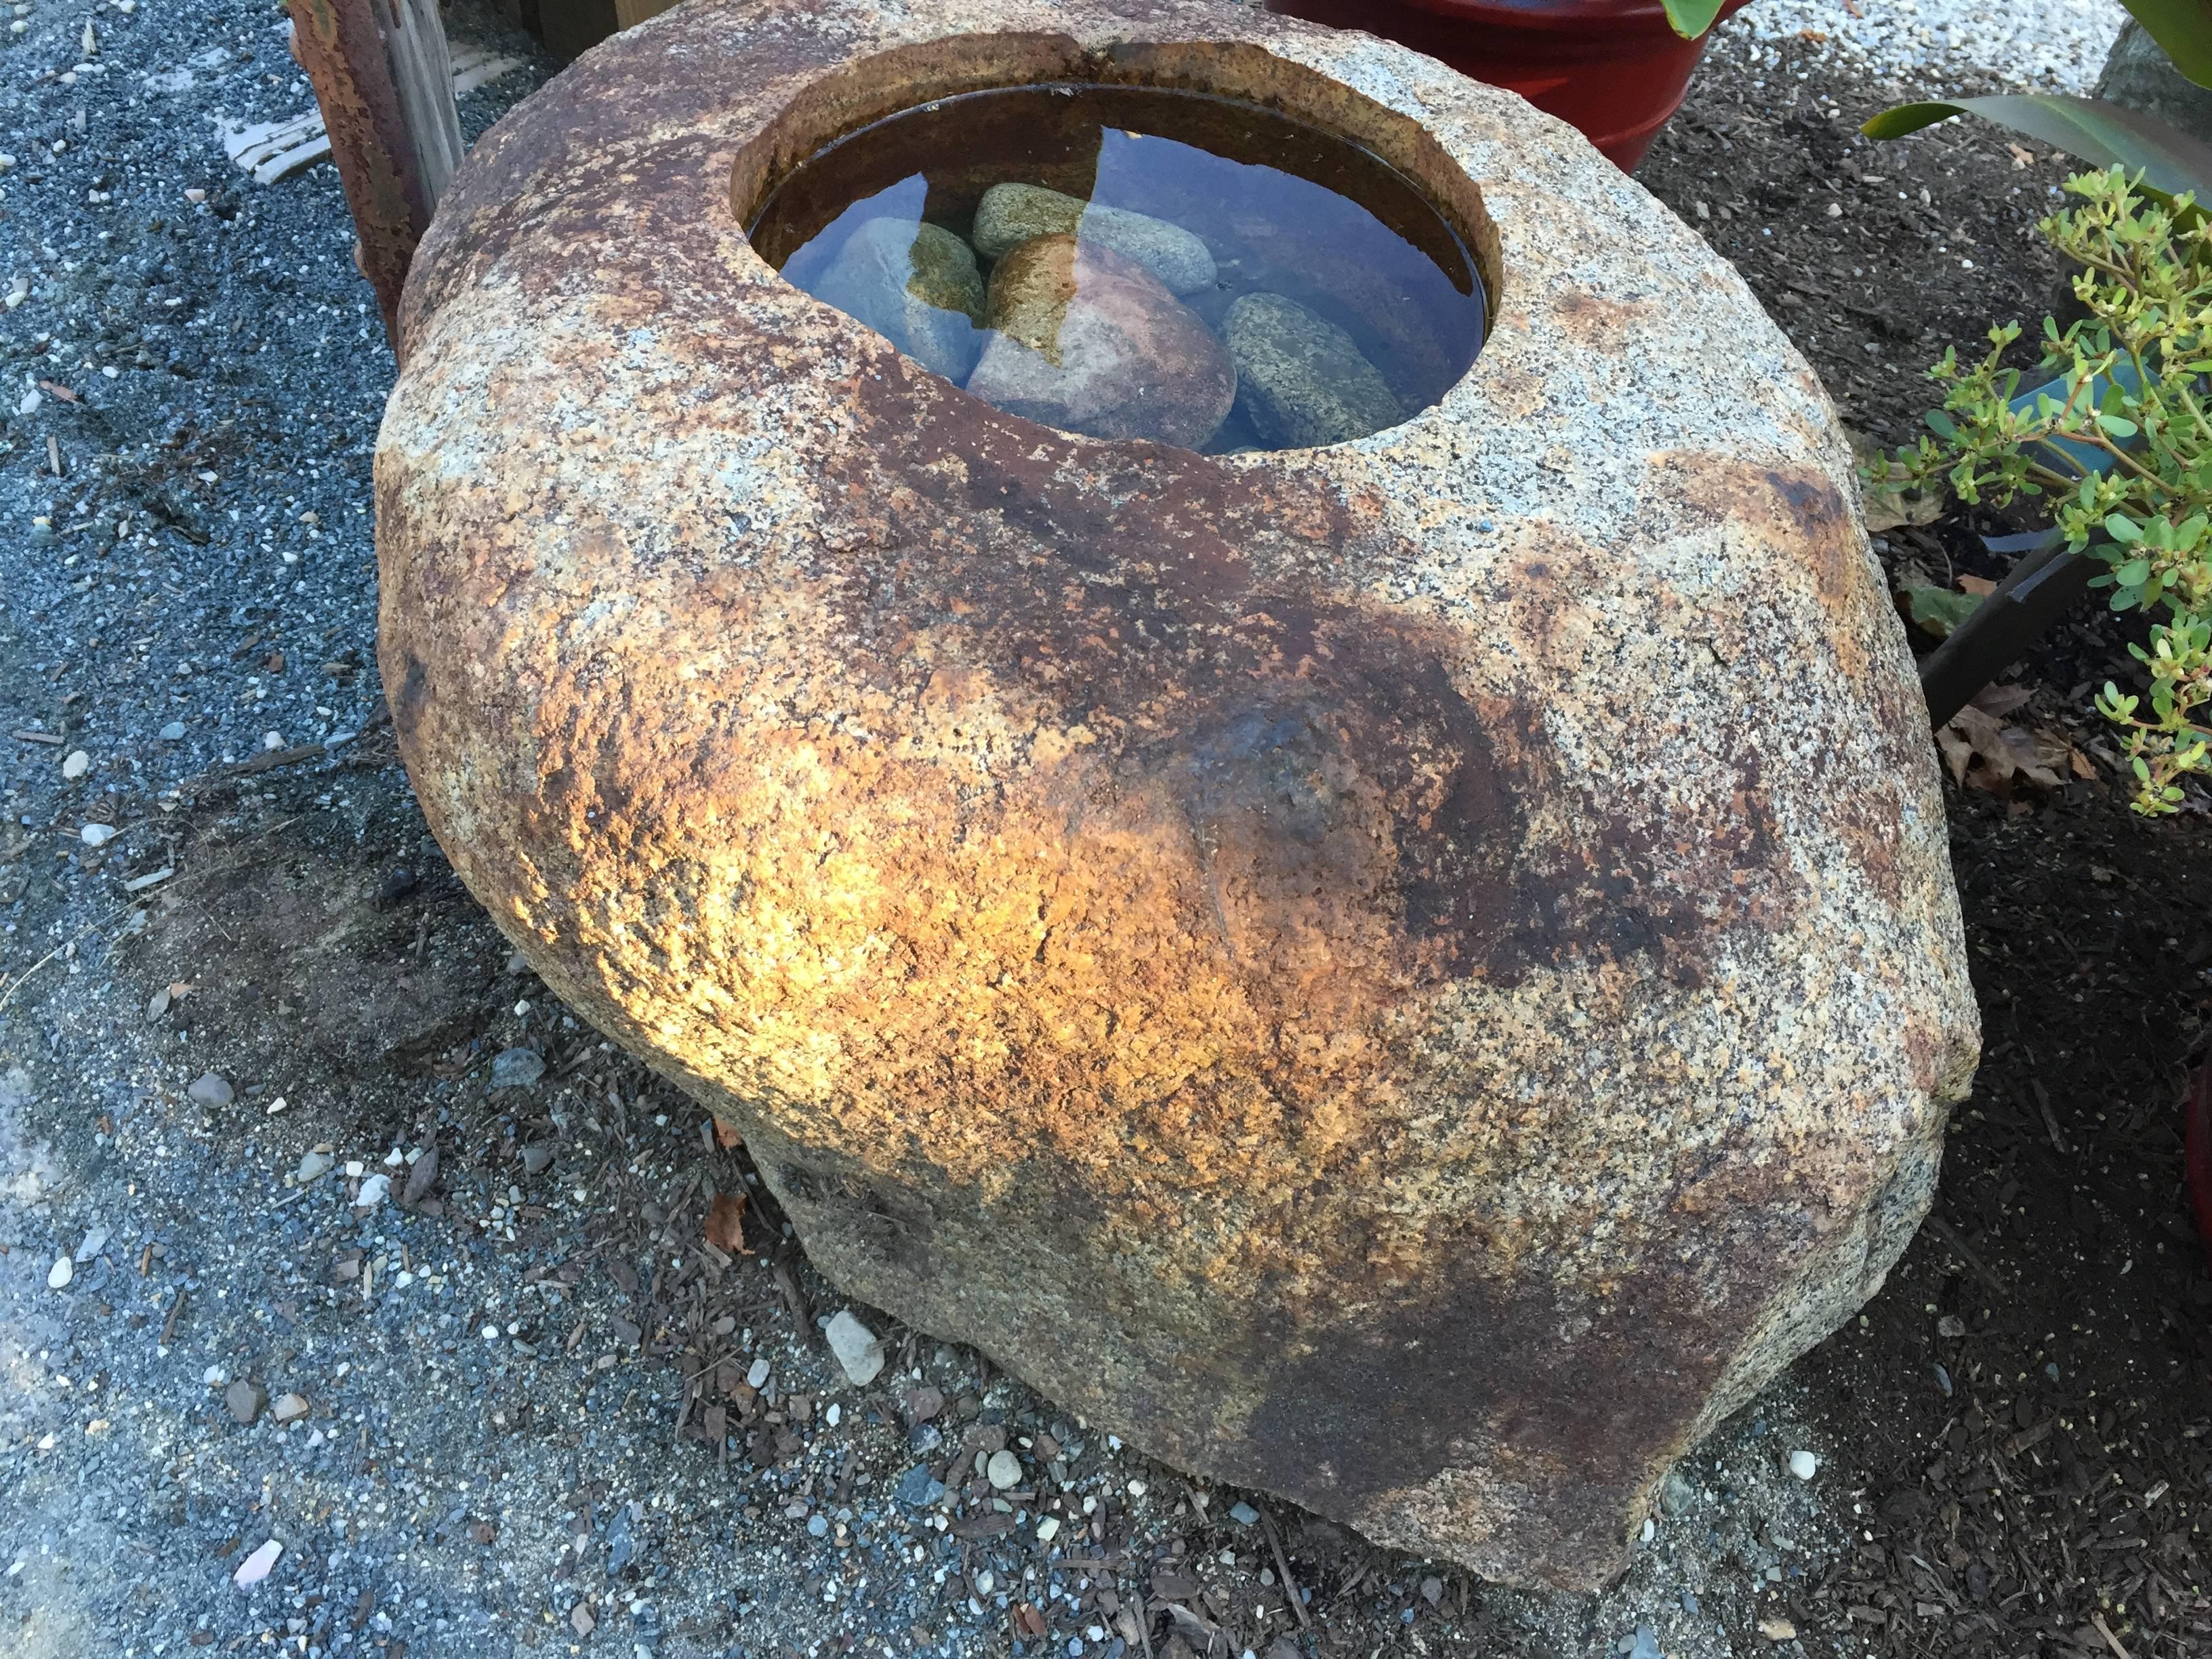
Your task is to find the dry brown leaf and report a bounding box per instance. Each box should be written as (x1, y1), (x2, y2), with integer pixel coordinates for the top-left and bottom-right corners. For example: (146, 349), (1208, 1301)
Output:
(703, 1191), (751, 1255)
(1936, 720), (1978, 787)
(1864, 481), (1944, 533)
(401, 1145), (438, 1208)
(1938, 695), (2079, 796)
(1958, 573), (1998, 596)
(712, 1118), (742, 1150)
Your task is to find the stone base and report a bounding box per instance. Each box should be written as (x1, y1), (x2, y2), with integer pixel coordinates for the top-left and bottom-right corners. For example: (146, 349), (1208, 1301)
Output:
(377, 0), (1979, 1589)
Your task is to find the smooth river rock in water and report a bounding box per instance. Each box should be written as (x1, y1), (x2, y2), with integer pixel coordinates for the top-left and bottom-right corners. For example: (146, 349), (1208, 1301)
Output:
(380, 0), (1980, 1591)
(1225, 291), (1403, 447)
(970, 182), (1217, 295)
(811, 218), (985, 382)
(966, 234), (1234, 448)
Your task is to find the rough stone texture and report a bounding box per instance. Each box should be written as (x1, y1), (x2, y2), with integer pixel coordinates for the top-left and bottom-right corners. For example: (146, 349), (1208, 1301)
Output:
(810, 216), (987, 383)
(967, 233), (1235, 447)
(971, 180), (1218, 293)
(1225, 291), (1403, 447)
(379, 0), (1979, 1589)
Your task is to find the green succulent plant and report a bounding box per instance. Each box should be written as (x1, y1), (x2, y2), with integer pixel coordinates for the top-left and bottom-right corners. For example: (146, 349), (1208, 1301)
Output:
(1868, 168), (2212, 813)
(1858, 1), (2212, 811)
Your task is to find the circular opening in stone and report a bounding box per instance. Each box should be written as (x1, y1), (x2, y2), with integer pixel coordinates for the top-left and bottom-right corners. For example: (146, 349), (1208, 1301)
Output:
(745, 82), (1487, 453)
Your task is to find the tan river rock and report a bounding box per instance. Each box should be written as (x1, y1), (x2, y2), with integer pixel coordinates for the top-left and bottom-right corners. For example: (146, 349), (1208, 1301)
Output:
(966, 234), (1235, 448)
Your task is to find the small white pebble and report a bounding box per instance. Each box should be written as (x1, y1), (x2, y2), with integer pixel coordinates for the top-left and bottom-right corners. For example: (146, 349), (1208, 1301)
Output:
(60, 749), (89, 779)
(232, 1538), (281, 1589)
(1788, 1450), (1819, 1481)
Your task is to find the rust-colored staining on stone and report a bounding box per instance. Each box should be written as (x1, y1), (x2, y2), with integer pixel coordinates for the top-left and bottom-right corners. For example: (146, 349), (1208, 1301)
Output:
(378, 0), (1977, 1590)
(1551, 289), (1655, 354)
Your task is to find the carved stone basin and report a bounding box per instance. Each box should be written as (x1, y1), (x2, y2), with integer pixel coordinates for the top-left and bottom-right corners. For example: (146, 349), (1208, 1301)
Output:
(377, 0), (1978, 1589)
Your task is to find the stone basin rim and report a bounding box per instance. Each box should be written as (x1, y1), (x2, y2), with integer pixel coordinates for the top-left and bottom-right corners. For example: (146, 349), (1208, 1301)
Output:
(722, 31), (1506, 455)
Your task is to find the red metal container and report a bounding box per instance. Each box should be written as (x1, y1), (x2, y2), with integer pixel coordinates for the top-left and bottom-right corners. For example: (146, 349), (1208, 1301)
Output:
(1267, 0), (1752, 172)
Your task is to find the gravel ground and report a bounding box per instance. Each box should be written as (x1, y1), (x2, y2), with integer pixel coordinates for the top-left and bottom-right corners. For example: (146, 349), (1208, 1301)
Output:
(1738, 0), (2129, 92)
(0, 3), (2186, 1658)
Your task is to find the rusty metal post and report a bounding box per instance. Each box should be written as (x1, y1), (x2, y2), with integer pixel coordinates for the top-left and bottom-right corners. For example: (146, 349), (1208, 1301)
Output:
(288, 0), (451, 354)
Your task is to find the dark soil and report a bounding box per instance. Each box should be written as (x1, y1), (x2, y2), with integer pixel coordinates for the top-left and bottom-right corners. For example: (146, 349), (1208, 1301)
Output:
(1637, 34), (2212, 1659)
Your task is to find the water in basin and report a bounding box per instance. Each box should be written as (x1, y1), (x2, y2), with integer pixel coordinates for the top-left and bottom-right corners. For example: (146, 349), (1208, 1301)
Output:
(748, 83), (1486, 453)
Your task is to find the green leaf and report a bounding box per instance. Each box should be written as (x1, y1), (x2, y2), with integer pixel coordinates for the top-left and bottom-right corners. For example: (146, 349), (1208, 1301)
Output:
(1902, 584), (1984, 638)
(2116, 556), (2152, 585)
(1660, 0), (1729, 39)
(1862, 95), (2212, 201)
(2101, 412), (2142, 436)
(1925, 409), (1958, 439)
(2106, 514), (2145, 541)
(2120, 0), (2212, 90)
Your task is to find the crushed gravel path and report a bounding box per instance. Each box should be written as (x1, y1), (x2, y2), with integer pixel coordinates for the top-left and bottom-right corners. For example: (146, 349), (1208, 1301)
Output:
(1738, 0), (2129, 91)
